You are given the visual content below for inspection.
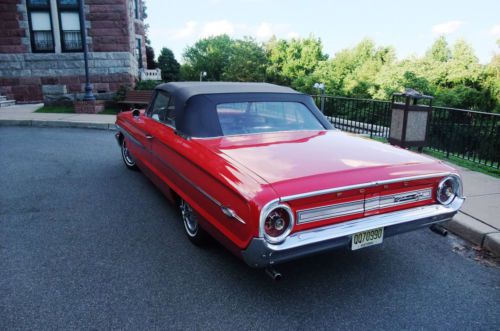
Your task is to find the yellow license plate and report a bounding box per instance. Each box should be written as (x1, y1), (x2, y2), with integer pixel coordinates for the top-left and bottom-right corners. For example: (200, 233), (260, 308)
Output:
(351, 228), (384, 250)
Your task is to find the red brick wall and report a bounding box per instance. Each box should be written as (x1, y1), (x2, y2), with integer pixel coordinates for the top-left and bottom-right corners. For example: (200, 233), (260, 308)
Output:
(0, 73), (134, 102)
(0, 0), (28, 53)
(87, 0), (131, 52)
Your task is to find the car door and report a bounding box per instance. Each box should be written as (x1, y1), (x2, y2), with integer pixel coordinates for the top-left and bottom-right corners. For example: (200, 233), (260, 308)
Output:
(123, 110), (153, 170)
(126, 91), (172, 172)
(144, 91), (184, 188)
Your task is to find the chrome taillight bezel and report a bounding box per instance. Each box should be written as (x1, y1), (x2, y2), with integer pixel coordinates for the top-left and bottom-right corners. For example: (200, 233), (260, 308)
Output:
(260, 202), (294, 244)
(436, 175), (462, 205)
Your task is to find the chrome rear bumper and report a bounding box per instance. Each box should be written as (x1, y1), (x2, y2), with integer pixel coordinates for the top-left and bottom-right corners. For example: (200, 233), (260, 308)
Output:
(241, 198), (463, 268)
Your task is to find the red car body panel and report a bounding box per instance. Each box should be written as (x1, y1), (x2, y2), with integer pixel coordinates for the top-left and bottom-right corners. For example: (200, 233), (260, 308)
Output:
(117, 111), (455, 248)
(192, 129), (456, 235)
(115, 82), (463, 268)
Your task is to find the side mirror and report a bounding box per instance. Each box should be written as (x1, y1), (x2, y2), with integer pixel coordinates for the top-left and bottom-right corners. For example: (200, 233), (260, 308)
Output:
(132, 109), (140, 118)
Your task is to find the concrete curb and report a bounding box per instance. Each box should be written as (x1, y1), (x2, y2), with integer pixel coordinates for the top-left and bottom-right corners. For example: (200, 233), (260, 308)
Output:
(444, 212), (500, 257)
(0, 119), (116, 131)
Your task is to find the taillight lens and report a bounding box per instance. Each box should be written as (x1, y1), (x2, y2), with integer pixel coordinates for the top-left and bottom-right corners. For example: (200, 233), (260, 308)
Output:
(265, 208), (290, 237)
(262, 205), (294, 244)
(437, 175), (462, 205)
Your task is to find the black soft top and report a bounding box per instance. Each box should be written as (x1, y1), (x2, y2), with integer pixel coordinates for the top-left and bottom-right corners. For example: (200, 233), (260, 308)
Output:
(156, 82), (299, 104)
(153, 82), (332, 137)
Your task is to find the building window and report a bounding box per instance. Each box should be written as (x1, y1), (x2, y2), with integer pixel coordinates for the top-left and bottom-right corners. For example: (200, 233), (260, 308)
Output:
(135, 38), (143, 68)
(27, 0), (55, 52)
(133, 0), (139, 19)
(57, 0), (82, 52)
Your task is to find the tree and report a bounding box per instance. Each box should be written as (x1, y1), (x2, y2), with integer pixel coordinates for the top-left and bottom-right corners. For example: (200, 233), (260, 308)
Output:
(182, 35), (233, 81)
(425, 36), (451, 62)
(312, 39), (395, 98)
(165, 33), (498, 111)
(157, 47), (180, 82)
(447, 39), (483, 87)
(265, 35), (328, 90)
(482, 40), (500, 112)
(143, 21), (157, 69)
(145, 45), (157, 69)
(222, 37), (267, 82)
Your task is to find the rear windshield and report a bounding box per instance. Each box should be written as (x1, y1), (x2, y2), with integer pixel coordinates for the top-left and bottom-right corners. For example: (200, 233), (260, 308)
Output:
(216, 101), (324, 136)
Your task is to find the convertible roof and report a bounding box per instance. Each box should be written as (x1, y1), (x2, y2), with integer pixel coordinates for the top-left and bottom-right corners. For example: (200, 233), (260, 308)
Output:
(156, 82), (300, 104)
(151, 81), (331, 138)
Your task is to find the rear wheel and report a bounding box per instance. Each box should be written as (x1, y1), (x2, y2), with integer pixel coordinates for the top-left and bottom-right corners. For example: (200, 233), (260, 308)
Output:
(180, 198), (208, 245)
(121, 138), (138, 170)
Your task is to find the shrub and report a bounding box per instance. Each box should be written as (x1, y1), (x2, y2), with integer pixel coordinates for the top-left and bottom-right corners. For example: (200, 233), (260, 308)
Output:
(135, 80), (162, 90)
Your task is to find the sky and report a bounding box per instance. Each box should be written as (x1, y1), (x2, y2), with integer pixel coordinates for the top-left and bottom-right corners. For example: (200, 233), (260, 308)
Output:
(145, 0), (500, 64)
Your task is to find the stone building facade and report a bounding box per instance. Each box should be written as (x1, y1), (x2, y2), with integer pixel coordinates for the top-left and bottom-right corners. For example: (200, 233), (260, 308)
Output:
(0, 0), (147, 102)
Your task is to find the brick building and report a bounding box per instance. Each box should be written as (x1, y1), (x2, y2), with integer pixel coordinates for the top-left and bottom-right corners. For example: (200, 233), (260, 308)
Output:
(0, 0), (147, 103)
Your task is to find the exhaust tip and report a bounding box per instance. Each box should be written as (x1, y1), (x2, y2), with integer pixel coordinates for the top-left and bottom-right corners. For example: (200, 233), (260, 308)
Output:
(265, 267), (282, 281)
(430, 224), (448, 236)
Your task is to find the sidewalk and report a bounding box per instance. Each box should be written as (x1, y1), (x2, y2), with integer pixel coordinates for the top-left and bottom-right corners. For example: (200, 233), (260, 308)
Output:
(0, 103), (116, 130)
(444, 165), (500, 256)
(1, 103), (499, 256)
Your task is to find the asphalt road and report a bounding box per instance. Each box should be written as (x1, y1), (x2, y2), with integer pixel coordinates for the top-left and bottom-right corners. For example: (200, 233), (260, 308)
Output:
(1, 127), (499, 330)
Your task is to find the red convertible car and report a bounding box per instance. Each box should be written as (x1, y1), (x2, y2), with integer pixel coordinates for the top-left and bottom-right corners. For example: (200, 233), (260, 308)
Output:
(115, 82), (464, 276)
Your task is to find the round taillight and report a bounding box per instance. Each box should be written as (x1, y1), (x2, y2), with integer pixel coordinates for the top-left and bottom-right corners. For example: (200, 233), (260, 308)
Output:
(262, 205), (294, 244)
(437, 175), (462, 205)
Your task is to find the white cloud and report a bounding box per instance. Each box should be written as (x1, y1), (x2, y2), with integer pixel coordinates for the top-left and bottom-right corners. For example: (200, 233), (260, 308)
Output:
(489, 24), (500, 37)
(151, 19), (300, 48)
(253, 22), (300, 40)
(200, 20), (235, 38)
(166, 21), (198, 40)
(431, 21), (464, 35)
(256, 23), (274, 39)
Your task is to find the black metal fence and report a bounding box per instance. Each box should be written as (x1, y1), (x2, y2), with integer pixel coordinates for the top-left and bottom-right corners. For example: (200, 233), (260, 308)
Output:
(314, 95), (500, 168)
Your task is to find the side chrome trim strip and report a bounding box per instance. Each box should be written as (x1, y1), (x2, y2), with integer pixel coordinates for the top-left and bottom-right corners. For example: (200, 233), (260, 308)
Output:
(280, 172), (452, 202)
(150, 149), (246, 225)
(116, 125), (145, 150)
(117, 123), (245, 225)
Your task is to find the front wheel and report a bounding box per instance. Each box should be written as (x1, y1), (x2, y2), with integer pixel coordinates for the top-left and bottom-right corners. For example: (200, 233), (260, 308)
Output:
(121, 138), (138, 170)
(180, 198), (208, 246)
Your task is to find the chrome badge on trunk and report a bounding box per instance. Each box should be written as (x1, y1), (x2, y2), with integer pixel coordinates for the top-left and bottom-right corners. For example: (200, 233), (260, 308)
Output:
(297, 188), (433, 224)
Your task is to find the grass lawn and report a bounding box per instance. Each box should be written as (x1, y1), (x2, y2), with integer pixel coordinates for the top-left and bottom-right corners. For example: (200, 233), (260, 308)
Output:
(35, 105), (119, 115)
(35, 105), (75, 113)
(369, 135), (500, 178)
(422, 148), (500, 178)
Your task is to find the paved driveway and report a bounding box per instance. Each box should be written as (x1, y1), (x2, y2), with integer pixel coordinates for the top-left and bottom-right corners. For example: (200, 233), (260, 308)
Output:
(0, 127), (498, 330)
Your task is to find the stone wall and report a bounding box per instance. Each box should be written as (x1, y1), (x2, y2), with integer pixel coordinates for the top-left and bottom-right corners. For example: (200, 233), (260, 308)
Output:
(87, 0), (130, 52)
(0, 0), (146, 102)
(0, 0), (29, 53)
(0, 52), (137, 102)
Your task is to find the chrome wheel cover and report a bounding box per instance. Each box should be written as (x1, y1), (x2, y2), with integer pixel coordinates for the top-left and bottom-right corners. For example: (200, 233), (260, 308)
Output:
(181, 199), (198, 237)
(121, 139), (135, 166)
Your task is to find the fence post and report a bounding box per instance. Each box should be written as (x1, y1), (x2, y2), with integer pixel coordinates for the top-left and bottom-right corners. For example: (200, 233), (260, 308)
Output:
(445, 123), (450, 159)
(369, 101), (375, 138)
